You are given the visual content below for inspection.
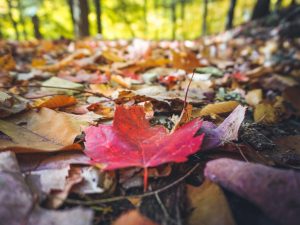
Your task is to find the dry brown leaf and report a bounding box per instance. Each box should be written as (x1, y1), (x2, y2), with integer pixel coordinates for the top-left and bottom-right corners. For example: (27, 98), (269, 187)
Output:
(187, 179), (236, 225)
(35, 95), (77, 109)
(113, 210), (158, 225)
(46, 166), (83, 208)
(172, 103), (193, 132)
(0, 151), (94, 225)
(0, 108), (85, 153)
(197, 101), (239, 117)
(283, 86), (300, 115)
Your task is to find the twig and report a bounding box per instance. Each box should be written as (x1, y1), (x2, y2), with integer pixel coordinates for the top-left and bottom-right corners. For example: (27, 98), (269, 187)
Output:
(235, 144), (249, 162)
(155, 193), (170, 220)
(0, 84), (113, 101)
(183, 69), (196, 109)
(62, 163), (200, 206)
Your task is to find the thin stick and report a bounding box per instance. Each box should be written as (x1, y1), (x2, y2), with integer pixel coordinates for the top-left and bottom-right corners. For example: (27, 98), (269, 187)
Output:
(0, 84), (113, 101)
(62, 163), (200, 206)
(183, 69), (196, 108)
(236, 144), (249, 162)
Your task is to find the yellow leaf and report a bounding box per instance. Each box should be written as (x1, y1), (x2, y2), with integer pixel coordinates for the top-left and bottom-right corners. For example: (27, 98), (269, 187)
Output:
(102, 50), (124, 62)
(198, 101), (239, 117)
(31, 58), (46, 67)
(245, 89), (263, 106)
(35, 95), (77, 109)
(187, 180), (236, 225)
(254, 96), (285, 124)
(254, 103), (277, 124)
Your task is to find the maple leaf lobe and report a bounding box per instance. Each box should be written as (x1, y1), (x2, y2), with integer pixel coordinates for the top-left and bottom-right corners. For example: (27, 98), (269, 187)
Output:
(84, 105), (204, 170)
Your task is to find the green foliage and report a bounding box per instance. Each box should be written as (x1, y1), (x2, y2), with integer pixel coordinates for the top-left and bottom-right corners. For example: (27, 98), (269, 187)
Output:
(0, 0), (294, 40)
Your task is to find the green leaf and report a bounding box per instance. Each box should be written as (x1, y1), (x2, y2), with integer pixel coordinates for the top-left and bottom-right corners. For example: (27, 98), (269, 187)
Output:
(195, 67), (223, 77)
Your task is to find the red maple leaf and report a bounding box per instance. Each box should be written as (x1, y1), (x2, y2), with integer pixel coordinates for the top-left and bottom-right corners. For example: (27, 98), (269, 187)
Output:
(84, 105), (204, 190)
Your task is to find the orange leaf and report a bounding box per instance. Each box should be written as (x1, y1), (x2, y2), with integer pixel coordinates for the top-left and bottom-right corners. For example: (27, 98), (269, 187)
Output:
(36, 95), (77, 109)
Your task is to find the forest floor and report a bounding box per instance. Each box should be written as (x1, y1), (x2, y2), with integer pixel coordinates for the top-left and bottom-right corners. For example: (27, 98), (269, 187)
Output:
(1, 8), (300, 225)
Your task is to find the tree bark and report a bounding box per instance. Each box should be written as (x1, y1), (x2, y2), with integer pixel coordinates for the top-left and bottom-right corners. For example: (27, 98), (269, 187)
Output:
(180, 0), (185, 22)
(31, 15), (42, 39)
(120, 0), (135, 38)
(67, 0), (75, 27)
(73, 0), (90, 38)
(94, 0), (102, 34)
(202, 0), (208, 35)
(275, 0), (282, 11)
(171, 0), (176, 40)
(6, 0), (19, 40)
(143, 0), (148, 36)
(226, 0), (237, 30)
(290, 0), (296, 7)
(17, 0), (27, 40)
(251, 0), (270, 20)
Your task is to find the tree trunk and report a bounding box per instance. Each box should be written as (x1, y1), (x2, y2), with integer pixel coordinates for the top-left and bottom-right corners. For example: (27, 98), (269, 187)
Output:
(143, 0), (148, 36)
(120, 0), (135, 38)
(290, 0), (296, 7)
(31, 15), (42, 39)
(276, 0), (282, 11)
(73, 0), (90, 38)
(94, 0), (102, 34)
(67, 0), (75, 32)
(171, 0), (176, 40)
(17, 0), (27, 40)
(202, 0), (208, 35)
(251, 0), (270, 20)
(180, 0), (185, 22)
(6, 0), (19, 40)
(226, 0), (237, 30)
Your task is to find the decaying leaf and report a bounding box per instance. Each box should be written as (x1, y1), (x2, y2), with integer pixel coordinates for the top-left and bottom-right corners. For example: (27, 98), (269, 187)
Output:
(201, 105), (246, 150)
(0, 151), (94, 225)
(0, 108), (87, 152)
(204, 158), (300, 225)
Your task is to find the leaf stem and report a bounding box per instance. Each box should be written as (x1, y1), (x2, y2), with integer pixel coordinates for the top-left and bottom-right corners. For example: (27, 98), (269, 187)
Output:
(143, 167), (148, 192)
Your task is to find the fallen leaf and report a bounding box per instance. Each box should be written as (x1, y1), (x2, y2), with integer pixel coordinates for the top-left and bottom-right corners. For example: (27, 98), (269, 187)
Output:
(84, 105), (204, 190)
(0, 151), (94, 225)
(204, 158), (300, 225)
(35, 95), (77, 109)
(195, 66), (223, 77)
(42, 77), (84, 94)
(201, 105), (246, 150)
(254, 97), (285, 124)
(245, 89), (263, 106)
(0, 108), (85, 152)
(197, 101), (239, 117)
(187, 180), (236, 225)
(113, 210), (158, 225)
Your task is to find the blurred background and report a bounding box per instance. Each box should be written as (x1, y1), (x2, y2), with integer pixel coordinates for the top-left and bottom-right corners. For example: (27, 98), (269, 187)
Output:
(0, 0), (298, 40)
